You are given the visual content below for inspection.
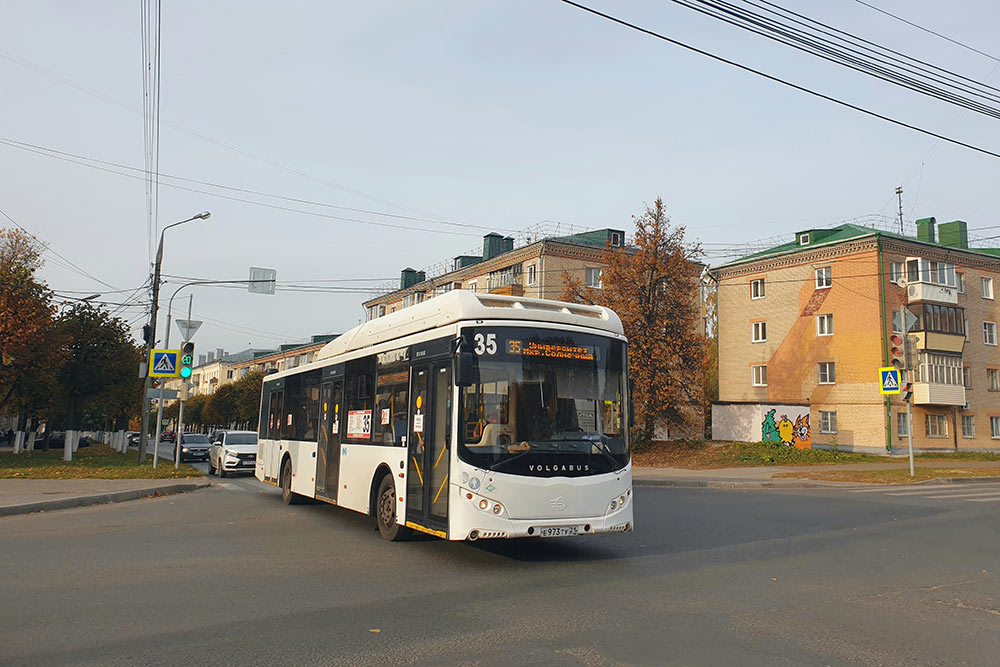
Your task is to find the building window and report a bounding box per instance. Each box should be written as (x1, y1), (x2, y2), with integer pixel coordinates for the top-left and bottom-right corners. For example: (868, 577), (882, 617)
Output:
(819, 411), (837, 433)
(468, 281), (477, 292)
(226, 370), (234, 380)
(815, 267), (832, 289)
(982, 277), (994, 299)
(988, 369), (1000, 391)
(751, 279), (765, 299)
(752, 365), (767, 387)
(964, 367), (972, 388)
(917, 353), (963, 385)
(818, 362), (836, 384)
(816, 314), (833, 336)
(913, 304), (965, 335)
(985, 321), (997, 346)
(992, 417), (1000, 439)
(897, 412), (910, 437)
(585, 268), (603, 289)
(890, 262), (905, 283)
(962, 415), (975, 438)
(752, 321), (767, 343)
(925, 414), (948, 437)
(957, 271), (965, 293)
(526, 264), (537, 286)
(800, 233), (810, 245)
(610, 231), (624, 247)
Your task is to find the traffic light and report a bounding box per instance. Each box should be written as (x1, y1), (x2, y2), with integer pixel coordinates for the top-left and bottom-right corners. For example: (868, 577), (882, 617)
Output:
(889, 334), (906, 370)
(142, 324), (151, 344)
(180, 342), (195, 379)
(901, 381), (913, 402)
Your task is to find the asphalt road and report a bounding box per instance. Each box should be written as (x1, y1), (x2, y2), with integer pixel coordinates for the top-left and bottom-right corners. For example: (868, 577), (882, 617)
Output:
(2, 480), (999, 666)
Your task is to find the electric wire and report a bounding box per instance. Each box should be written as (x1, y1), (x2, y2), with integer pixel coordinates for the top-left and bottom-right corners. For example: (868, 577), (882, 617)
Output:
(557, 1), (1000, 160)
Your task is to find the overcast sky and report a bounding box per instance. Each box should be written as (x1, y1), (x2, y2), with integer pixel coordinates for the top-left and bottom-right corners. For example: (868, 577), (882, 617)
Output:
(2, 1), (998, 354)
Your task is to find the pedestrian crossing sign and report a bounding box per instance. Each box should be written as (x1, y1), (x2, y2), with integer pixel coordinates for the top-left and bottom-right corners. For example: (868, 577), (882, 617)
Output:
(149, 349), (180, 377)
(879, 366), (901, 395)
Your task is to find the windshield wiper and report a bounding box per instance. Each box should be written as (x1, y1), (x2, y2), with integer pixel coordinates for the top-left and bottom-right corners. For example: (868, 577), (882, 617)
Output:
(489, 447), (537, 471)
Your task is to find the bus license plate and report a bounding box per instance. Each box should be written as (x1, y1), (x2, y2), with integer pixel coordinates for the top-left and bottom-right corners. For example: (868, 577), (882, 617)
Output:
(540, 526), (578, 538)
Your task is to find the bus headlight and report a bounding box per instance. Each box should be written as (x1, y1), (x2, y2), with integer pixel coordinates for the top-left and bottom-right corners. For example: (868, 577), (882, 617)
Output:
(492, 503), (503, 515)
(608, 493), (629, 514)
(479, 499), (489, 510)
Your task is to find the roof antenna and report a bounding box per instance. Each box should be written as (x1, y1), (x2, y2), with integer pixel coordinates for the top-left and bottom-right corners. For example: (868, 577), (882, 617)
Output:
(895, 186), (904, 234)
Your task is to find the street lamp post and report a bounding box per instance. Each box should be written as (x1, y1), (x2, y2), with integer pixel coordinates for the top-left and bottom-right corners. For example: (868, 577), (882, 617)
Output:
(138, 211), (210, 465)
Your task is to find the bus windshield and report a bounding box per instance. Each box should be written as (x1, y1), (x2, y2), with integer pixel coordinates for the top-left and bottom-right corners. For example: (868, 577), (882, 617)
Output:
(459, 327), (628, 476)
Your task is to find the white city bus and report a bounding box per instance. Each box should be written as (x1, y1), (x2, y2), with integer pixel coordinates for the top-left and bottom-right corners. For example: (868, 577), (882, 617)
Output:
(255, 291), (633, 541)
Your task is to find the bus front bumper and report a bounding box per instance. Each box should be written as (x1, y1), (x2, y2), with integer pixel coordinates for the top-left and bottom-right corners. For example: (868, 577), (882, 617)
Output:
(453, 503), (634, 541)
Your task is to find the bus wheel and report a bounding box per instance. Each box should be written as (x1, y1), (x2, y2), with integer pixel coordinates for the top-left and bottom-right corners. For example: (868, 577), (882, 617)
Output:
(281, 459), (300, 505)
(375, 475), (410, 541)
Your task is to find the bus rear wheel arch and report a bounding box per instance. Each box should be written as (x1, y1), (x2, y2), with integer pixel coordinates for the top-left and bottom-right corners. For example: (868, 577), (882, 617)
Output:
(280, 455), (302, 505)
(374, 473), (410, 541)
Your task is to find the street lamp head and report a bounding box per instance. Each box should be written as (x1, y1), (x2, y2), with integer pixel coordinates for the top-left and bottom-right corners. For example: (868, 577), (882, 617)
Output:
(195, 211), (211, 220)
(81, 294), (100, 302)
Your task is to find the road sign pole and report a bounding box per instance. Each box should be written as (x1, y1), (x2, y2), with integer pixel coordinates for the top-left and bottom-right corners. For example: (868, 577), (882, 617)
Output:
(901, 306), (914, 477)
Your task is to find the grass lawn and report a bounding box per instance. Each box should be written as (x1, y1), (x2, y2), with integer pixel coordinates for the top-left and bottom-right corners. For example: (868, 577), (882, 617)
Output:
(0, 445), (203, 479)
(632, 440), (887, 469)
(774, 467), (1000, 484)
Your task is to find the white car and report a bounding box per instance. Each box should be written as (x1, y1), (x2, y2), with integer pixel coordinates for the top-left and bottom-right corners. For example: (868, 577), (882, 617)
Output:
(207, 430), (258, 477)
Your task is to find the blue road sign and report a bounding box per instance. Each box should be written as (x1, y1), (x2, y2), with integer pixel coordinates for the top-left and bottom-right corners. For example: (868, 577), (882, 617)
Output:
(879, 366), (901, 395)
(149, 349), (180, 378)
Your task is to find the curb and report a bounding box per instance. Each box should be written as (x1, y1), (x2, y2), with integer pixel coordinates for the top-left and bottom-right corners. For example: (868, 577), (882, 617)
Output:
(0, 480), (211, 517)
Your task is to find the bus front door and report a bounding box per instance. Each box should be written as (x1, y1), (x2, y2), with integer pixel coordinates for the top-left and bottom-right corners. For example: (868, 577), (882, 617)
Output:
(406, 361), (452, 533)
(316, 380), (343, 502)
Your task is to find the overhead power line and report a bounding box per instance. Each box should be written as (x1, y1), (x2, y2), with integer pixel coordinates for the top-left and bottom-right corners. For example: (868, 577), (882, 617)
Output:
(557, 0), (1000, 160)
(852, 0), (1000, 64)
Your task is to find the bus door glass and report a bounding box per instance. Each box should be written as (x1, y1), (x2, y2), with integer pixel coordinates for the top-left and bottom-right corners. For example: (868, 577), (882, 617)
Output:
(266, 389), (283, 481)
(406, 361), (452, 530)
(317, 380), (343, 500)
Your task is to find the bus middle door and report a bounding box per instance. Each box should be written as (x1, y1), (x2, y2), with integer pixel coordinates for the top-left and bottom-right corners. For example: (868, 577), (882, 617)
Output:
(316, 379), (343, 501)
(406, 361), (452, 533)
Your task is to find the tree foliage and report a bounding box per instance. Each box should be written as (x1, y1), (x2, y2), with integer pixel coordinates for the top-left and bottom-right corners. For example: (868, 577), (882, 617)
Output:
(562, 198), (706, 445)
(0, 229), (66, 418)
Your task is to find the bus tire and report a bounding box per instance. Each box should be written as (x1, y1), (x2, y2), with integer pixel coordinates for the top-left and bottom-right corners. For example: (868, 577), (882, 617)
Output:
(375, 475), (410, 541)
(281, 458), (301, 505)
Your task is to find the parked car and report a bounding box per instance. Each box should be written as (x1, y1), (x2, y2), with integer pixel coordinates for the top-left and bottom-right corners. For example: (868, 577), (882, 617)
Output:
(43, 432), (90, 448)
(160, 431), (175, 443)
(175, 433), (210, 463)
(127, 432), (141, 447)
(208, 430), (258, 477)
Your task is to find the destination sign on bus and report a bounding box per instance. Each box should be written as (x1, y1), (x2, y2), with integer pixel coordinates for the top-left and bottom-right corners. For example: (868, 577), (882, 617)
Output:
(507, 339), (595, 361)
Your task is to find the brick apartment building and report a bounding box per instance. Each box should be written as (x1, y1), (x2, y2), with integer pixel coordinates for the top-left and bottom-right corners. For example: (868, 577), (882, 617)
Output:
(362, 229), (626, 319)
(710, 218), (1000, 453)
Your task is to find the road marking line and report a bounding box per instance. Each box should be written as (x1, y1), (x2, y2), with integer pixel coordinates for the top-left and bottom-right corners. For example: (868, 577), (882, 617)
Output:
(849, 486), (924, 493)
(965, 496), (1000, 502)
(886, 485), (1000, 496)
(923, 491), (1000, 499)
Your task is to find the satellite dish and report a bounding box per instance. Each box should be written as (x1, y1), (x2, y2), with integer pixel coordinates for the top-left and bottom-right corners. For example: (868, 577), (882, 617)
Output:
(896, 277), (907, 288)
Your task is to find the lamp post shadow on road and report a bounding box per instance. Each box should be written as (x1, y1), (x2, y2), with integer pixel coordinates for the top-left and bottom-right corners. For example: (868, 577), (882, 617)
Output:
(138, 211), (211, 465)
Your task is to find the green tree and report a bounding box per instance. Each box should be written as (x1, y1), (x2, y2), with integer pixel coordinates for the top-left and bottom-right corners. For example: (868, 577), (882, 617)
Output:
(231, 369), (266, 428)
(204, 384), (237, 427)
(183, 393), (207, 428)
(562, 198), (706, 445)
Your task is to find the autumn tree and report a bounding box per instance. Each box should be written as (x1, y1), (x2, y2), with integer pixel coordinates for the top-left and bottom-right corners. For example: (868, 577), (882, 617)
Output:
(203, 383), (237, 427)
(562, 198), (706, 445)
(0, 229), (66, 427)
(231, 369), (266, 428)
(182, 393), (207, 428)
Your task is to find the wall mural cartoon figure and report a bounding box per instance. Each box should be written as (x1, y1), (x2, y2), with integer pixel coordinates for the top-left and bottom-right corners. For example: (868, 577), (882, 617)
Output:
(761, 409), (782, 443)
(777, 415), (794, 445)
(761, 408), (811, 448)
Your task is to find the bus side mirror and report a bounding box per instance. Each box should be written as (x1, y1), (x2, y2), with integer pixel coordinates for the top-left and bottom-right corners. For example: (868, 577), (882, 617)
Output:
(455, 352), (475, 387)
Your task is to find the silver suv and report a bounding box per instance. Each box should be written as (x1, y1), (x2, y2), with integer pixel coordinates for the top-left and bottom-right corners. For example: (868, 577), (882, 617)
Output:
(208, 430), (258, 477)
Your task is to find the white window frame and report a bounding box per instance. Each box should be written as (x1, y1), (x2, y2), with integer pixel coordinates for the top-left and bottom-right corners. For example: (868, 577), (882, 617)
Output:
(982, 277), (994, 299)
(468, 281), (477, 292)
(962, 415), (975, 439)
(818, 361), (836, 384)
(800, 233), (810, 245)
(815, 266), (832, 289)
(752, 321), (767, 343)
(897, 412), (910, 437)
(816, 314), (833, 336)
(964, 367), (972, 388)
(526, 264), (537, 286)
(752, 365), (767, 387)
(585, 267), (603, 289)
(957, 271), (965, 293)
(985, 321), (997, 346)
(992, 416), (1000, 439)
(819, 411), (837, 433)
(751, 279), (765, 299)
(610, 231), (624, 247)
(925, 414), (948, 438)
(988, 369), (1000, 391)
(890, 262), (905, 284)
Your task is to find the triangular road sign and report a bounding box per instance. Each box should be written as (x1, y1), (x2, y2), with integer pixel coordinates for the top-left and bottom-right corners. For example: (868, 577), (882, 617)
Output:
(176, 319), (202, 341)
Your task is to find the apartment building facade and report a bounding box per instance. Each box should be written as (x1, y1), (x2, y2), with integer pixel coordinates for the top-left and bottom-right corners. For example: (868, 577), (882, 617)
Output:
(711, 218), (1000, 453)
(362, 229), (626, 319)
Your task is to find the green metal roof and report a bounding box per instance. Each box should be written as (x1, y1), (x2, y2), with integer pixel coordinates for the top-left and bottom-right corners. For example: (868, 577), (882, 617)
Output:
(715, 223), (1000, 270)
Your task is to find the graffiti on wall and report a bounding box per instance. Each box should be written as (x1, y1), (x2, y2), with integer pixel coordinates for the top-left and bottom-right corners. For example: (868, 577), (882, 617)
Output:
(761, 409), (811, 449)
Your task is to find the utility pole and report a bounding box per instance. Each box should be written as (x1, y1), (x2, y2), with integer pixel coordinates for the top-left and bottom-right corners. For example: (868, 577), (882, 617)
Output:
(895, 186), (904, 234)
(175, 295), (193, 469)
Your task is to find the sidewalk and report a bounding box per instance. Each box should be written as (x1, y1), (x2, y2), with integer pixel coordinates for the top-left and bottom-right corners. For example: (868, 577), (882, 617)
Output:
(0, 478), (211, 517)
(632, 460), (1000, 489)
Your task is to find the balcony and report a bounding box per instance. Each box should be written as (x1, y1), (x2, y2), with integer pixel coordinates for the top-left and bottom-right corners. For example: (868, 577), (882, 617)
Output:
(489, 283), (524, 297)
(910, 331), (965, 354)
(912, 382), (965, 406)
(907, 282), (958, 305)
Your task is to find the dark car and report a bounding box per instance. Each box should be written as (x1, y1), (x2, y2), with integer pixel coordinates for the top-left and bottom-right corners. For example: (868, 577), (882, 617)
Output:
(175, 433), (210, 462)
(127, 432), (141, 447)
(160, 431), (176, 443)
(44, 432), (90, 448)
